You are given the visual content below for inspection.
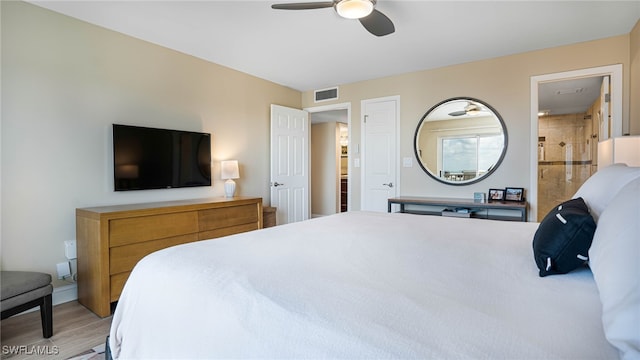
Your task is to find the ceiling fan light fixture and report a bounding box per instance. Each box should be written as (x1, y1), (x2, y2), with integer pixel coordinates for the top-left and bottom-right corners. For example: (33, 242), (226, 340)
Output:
(336, 0), (374, 19)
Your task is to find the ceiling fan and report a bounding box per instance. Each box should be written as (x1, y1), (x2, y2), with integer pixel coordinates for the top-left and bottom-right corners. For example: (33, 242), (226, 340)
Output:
(271, 0), (395, 37)
(448, 102), (489, 117)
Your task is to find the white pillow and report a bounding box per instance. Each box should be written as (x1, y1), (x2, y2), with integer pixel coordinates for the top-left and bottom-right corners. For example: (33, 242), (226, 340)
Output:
(573, 164), (640, 222)
(589, 177), (640, 359)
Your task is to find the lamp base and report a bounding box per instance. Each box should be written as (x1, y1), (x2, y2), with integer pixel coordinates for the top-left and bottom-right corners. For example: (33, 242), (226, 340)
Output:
(224, 179), (236, 198)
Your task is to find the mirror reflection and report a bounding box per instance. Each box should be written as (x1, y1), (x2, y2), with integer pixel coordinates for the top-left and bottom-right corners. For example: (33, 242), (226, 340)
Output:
(414, 97), (508, 185)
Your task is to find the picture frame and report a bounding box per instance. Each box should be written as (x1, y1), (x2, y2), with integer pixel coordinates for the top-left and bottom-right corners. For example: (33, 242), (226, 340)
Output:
(488, 188), (505, 201)
(504, 187), (525, 202)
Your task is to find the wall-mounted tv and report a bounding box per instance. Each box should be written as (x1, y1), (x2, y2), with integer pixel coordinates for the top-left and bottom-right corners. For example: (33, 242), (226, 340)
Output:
(113, 124), (211, 191)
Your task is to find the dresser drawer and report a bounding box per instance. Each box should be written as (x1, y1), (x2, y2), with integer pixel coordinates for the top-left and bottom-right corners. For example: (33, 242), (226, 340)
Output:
(198, 204), (258, 231)
(110, 211), (198, 247)
(109, 233), (198, 275)
(199, 222), (259, 240)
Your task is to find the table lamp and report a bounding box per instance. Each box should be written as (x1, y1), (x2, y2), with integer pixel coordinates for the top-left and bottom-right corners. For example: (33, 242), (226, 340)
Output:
(221, 160), (239, 198)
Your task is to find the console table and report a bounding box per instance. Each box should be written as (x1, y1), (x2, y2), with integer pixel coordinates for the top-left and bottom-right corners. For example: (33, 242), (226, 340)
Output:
(388, 196), (527, 222)
(76, 197), (262, 317)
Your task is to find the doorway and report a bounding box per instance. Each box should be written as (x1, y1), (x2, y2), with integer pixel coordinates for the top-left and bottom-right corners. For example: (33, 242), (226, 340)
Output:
(530, 64), (623, 221)
(537, 76), (603, 219)
(306, 103), (351, 217)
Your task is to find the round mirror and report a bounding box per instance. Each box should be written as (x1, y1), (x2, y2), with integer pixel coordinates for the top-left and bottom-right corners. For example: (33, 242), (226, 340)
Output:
(414, 97), (508, 185)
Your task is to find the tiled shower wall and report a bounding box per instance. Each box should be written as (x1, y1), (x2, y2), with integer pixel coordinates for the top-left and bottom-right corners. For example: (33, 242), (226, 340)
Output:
(537, 113), (593, 219)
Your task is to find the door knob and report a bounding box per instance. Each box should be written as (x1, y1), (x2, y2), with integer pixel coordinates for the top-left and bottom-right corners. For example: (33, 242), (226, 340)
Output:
(272, 182), (284, 187)
(383, 182), (394, 188)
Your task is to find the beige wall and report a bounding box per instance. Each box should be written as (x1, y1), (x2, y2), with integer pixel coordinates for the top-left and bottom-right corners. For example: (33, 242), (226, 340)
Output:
(0, 2), (300, 278)
(303, 34), (633, 213)
(311, 122), (340, 216)
(631, 19), (640, 134)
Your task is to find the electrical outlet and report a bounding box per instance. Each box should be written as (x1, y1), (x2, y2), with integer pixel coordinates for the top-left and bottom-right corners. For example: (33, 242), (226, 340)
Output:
(65, 240), (77, 260)
(56, 262), (71, 279)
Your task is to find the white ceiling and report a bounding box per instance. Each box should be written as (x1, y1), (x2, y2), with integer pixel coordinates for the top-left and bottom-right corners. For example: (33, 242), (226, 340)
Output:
(24, 1), (638, 119)
(28, 0), (640, 95)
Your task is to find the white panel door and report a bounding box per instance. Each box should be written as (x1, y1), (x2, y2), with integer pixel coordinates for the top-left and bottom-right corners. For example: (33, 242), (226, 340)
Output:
(270, 104), (310, 225)
(362, 97), (398, 212)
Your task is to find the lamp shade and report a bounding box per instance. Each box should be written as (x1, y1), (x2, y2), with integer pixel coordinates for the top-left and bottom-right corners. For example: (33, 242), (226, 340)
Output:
(598, 136), (640, 169)
(220, 160), (239, 180)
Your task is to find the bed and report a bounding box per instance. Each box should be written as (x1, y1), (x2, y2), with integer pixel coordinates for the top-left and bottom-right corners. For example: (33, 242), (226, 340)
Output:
(109, 164), (640, 360)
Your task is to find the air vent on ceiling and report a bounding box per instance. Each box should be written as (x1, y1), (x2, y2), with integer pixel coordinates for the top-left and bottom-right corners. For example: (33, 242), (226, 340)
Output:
(314, 87), (338, 102)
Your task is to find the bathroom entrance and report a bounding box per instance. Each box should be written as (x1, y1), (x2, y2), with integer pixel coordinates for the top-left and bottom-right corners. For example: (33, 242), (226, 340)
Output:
(530, 65), (622, 221)
(536, 76), (603, 219)
(307, 103), (351, 217)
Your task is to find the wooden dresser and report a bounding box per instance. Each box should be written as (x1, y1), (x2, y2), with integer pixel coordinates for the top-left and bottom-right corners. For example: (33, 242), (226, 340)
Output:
(76, 197), (262, 317)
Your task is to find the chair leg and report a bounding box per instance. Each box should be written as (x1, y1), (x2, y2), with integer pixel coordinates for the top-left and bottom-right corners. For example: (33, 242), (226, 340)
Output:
(40, 294), (53, 338)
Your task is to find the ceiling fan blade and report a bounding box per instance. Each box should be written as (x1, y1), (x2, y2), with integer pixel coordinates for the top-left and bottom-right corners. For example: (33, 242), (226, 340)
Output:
(271, 2), (335, 10)
(448, 111), (467, 117)
(359, 9), (395, 36)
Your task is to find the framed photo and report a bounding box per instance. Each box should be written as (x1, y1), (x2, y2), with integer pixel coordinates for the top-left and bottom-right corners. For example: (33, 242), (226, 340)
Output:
(504, 187), (525, 202)
(488, 188), (505, 201)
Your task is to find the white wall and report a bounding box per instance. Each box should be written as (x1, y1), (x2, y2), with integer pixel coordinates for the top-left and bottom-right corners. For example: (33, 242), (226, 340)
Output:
(0, 2), (300, 279)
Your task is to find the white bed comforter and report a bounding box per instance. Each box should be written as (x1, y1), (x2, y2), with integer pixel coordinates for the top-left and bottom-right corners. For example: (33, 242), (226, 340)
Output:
(110, 211), (617, 359)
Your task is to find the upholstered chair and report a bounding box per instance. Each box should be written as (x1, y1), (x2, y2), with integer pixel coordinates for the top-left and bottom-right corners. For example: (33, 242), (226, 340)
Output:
(1, 271), (53, 338)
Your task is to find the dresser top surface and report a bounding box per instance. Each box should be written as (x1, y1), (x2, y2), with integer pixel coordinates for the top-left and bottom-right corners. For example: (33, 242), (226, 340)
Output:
(77, 197), (262, 216)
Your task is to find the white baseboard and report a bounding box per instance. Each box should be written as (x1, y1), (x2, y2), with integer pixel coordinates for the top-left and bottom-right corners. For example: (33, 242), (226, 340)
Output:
(13, 283), (78, 316)
(53, 283), (78, 306)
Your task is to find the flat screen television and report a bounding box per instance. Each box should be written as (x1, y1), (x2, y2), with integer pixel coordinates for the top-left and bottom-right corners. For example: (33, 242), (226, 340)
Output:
(113, 124), (212, 191)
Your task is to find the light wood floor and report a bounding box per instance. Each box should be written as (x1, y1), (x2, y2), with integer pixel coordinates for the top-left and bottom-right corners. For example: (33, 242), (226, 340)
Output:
(1, 301), (111, 360)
